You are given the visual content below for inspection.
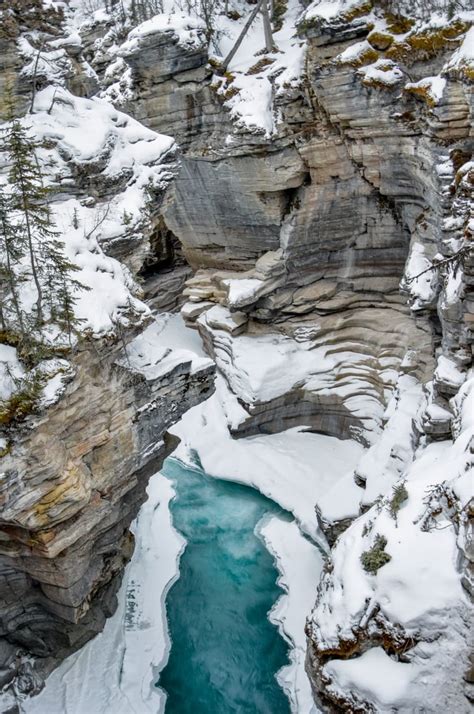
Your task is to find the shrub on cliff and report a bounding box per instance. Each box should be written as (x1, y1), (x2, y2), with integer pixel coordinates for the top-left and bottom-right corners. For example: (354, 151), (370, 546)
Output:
(389, 483), (408, 519)
(360, 534), (391, 574)
(0, 369), (44, 426)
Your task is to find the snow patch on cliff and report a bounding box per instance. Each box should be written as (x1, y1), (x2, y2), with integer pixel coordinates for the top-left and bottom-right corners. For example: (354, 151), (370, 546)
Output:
(117, 314), (213, 380)
(120, 12), (207, 54)
(1, 85), (176, 338)
(211, 0), (307, 135)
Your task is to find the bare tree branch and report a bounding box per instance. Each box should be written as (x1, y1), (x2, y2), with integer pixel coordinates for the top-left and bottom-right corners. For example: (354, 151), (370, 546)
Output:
(84, 203), (112, 242)
(405, 244), (472, 284)
(29, 41), (45, 114)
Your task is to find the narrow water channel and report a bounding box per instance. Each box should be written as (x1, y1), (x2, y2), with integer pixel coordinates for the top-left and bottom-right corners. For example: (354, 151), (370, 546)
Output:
(158, 457), (292, 714)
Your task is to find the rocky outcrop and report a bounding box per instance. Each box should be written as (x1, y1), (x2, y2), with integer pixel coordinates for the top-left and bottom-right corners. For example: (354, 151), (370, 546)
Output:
(117, 15), (211, 148)
(0, 335), (214, 695)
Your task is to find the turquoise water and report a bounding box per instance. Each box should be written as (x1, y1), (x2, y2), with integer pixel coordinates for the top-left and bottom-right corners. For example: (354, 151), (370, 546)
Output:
(158, 457), (291, 714)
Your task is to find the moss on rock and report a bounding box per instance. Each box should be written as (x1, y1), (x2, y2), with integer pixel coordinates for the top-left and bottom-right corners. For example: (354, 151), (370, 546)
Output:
(367, 30), (394, 51)
(386, 21), (470, 63)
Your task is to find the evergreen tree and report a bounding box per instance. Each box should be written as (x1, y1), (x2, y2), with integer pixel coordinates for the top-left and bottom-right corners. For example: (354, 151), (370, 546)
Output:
(0, 189), (26, 336)
(2, 119), (46, 325)
(39, 228), (86, 343)
(1, 114), (88, 345)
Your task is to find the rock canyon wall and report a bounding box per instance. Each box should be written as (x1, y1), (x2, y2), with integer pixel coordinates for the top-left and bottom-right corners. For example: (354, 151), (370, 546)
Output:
(0, 0), (472, 711)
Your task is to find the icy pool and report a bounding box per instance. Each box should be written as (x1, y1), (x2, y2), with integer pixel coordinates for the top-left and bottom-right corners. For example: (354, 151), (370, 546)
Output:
(158, 457), (292, 714)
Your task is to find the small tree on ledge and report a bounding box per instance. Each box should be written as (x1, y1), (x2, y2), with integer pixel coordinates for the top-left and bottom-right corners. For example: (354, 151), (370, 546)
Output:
(0, 110), (88, 348)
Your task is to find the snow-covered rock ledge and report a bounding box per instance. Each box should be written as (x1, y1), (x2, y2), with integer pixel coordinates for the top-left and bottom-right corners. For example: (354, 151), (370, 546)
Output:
(305, 375), (474, 713)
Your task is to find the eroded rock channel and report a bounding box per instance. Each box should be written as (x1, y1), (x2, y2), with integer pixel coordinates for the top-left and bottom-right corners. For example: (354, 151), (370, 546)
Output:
(0, 0), (472, 712)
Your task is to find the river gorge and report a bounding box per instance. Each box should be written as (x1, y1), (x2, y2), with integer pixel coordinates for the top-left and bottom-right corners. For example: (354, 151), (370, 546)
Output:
(0, 0), (472, 712)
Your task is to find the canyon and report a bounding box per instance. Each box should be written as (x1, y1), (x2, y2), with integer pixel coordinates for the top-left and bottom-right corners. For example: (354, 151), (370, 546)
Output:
(0, 0), (472, 712)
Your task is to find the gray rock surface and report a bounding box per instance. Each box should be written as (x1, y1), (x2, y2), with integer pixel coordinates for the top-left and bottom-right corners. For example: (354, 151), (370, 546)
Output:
(0, 1), (472, 711)
(0, 10), (215, 700)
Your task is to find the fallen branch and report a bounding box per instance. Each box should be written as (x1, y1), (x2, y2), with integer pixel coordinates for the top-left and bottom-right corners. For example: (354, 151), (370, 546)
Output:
(221, 0), (265, 72)
(84, 203), (111, 241)
(405, 244), (472, 284)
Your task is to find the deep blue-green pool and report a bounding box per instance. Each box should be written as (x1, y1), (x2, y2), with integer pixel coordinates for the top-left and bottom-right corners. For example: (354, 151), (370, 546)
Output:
(157, 457), (291, 714)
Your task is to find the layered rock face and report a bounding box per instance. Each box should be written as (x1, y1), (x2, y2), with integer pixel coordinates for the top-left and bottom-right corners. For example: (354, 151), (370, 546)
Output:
(0, 0), (472, 711)
(112, 3), (473, 711)
(128, 12), (471, 450)
(0, 336), (213, 692)
(0, 8), (215, 701)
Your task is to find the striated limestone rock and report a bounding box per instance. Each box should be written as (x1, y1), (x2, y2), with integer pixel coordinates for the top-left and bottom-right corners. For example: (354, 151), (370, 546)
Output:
(0, 331), (214, 691)
(163, 148), (308, 269)
(114, 5), (473, 712)
(116, 14), (214, 149)
(1, 1), (472, 710)
(140, 2), (472, 455)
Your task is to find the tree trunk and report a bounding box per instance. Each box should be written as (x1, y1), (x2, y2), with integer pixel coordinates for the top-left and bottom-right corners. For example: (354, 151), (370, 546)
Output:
(261, 0), (273, 53)
(3, 229), (25, 336)
(29, 43), (44, 114)
(17, 168), (43, 326)
(222, 0), (264, 71)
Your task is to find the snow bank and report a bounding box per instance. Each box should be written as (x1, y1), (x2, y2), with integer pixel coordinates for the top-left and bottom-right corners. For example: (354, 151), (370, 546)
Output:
(402, 240), (438, 310)
(405, 76), (447, 105)
(260, 516), (322, 714)
(359, 60), (405, 87)
(121, 13), (207, 54)
(303, 0), (367, 22)
(435, 355), (465, 391)
(223, 277), (264, 308)
(116, 314), (213, 380)
(324, 647), (420, 710)
(171, 373), (364, 540)
(355, 374), (425, 506)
